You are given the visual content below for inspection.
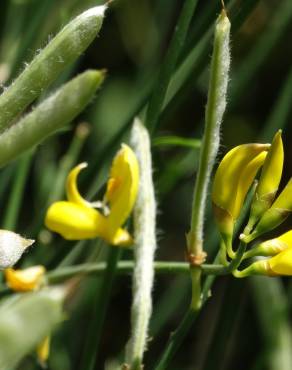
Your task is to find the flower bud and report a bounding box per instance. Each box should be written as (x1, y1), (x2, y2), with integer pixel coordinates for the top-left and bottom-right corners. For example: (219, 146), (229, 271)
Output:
(253, 230), (292, 257)
(242, 178), (292, 243)
(247, 131), (283, 231)
(5, 265), (46, 292)
(234, 258), (274, 278)
(0, 230), (34, 269)
(267, 247), (292, 275)
(212, 143), (269, 246)
(240, 248), (292, 277)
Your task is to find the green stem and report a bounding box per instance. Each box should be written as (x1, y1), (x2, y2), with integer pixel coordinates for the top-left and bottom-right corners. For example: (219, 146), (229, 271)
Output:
(188, 11), (230, 255)
(145, 0), (199, 133)
(46, 261), (235, 284)
(0, 70), (104, 168)
(190, 268), (202, 310)
(153, 242), (246, 370)
(0, 6), (105, 131)
(80, 247), (122, 370)
(152, 136), (201, 149)
(148, 185), (254, 370)
(153, 260), (219, 370)
(219, 240), (229, 266)
(2, 152), (32, 230)
(242, 246), (266, 261)
(223, 241), (247, 273)
(154, 308), (198, 370)
(187, 11), (230, 313)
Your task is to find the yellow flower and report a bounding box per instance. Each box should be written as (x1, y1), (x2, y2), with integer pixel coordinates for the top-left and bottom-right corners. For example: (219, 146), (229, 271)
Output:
(5, 265), (46, 292)
(268, 248), (292, 275)
(254, 230), (292, 257)
(247, 131), (284, 231)
(242, 178), (292, 243)
(239, 247), (292, 277)
(212, 143), (269, 253)
(45, 144), (139, 246)
(254, 131), (283, 204)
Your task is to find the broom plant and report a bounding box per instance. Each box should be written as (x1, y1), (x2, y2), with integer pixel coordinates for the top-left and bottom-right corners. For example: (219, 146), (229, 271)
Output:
(0, 1), (291, 369)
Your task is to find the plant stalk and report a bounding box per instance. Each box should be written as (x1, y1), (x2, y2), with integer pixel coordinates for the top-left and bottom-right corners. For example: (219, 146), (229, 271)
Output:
(187, 10), (231, 310)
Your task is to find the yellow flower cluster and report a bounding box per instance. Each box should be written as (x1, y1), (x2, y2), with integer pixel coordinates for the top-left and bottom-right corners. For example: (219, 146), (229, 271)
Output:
(212, 131), (292, 277)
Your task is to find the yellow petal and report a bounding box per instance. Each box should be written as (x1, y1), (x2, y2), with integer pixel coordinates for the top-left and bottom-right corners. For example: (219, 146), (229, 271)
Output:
(232, 151), (267, 219)
(212, 143), (270, 221)
(66, 162), (90, 207)
(247, 131), (284, 230)
(105, 144), (139, 237)
(256, 131), (283, 199)
(45, 201), (107, 240)
(37, 336), (50, 365)
(243, 178), (292, 242)
(276, 230), (292, 246)
(268, 248), (292, 275)
(5, 265), (46, 292)
(45, 201), (131, 246)
(270, 178), (292, 210)
(255, 230), (292, 256)
(110, 228), (133, 247)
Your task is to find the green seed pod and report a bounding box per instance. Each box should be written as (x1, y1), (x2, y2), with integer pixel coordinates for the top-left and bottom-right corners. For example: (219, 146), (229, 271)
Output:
(0, 6), (106, 131)
(0, 287), (65, 370)
(0, 70), (105, 168)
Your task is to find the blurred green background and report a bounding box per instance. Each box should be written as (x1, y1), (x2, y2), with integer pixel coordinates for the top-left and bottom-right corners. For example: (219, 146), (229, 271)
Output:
(1, 0), (292, 369)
